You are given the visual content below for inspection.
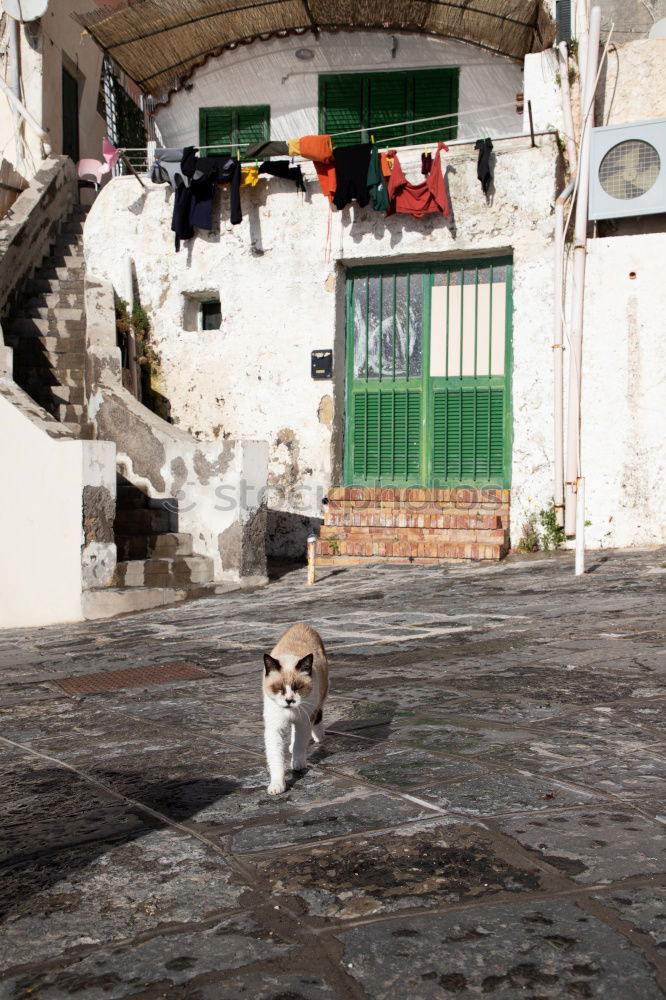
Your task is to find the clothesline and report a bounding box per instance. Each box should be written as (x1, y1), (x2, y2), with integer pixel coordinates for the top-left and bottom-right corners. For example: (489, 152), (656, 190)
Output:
(327, 101), (517, 139)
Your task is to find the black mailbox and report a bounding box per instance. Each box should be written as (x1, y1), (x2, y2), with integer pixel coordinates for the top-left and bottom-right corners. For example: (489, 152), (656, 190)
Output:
(311, 350), (333, 379)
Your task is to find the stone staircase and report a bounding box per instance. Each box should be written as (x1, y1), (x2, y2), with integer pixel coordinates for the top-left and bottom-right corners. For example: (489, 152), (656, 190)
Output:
(316, 487), (510, 564)
(113, 477), (215, 590)
(4, 204), (92, 437)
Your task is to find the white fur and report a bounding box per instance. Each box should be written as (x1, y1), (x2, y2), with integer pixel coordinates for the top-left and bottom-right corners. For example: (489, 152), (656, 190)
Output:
(263, 670), (324, 795)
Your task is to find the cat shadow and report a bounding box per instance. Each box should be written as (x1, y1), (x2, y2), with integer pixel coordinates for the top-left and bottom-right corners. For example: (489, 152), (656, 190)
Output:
(0, 768), (241, 923)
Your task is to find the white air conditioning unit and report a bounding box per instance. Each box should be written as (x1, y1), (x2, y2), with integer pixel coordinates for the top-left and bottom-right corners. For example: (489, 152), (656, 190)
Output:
(588, 118), (666, 221)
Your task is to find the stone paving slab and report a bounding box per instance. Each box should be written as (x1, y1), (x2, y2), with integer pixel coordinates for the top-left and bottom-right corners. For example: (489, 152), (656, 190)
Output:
(1, 549), (666, 997)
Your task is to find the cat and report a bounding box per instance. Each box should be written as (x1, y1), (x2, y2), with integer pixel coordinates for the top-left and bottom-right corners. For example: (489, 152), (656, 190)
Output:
(262, 623), (329, 795)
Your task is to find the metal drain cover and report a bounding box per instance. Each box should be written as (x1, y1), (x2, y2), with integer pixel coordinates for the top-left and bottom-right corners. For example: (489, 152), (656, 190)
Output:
(54, 661), (210, 696)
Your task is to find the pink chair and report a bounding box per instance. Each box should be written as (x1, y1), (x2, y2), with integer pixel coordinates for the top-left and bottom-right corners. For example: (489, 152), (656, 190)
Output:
(76, 140), (120, 189)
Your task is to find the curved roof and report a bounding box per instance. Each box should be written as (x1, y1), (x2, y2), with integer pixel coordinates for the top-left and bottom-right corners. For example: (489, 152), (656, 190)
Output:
(76, 1), (555, 97)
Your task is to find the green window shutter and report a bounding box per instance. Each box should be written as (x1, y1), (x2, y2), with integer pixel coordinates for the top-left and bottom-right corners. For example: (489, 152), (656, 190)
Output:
(319, 74), (364, 146)
(367, 73), (409, 147)
(199, 105), (269, 154)
(412, 68), (459, 142)
(236, 105), (270, 148)
(353, 388), (421, 484)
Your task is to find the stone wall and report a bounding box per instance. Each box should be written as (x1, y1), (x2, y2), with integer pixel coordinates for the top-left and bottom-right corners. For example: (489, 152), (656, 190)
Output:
(84, 135), (561, 557)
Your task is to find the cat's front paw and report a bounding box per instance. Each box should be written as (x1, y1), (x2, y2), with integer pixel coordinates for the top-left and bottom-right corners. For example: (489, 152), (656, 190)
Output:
(267, 779), (287, 796)
(291, 757), (307, 772)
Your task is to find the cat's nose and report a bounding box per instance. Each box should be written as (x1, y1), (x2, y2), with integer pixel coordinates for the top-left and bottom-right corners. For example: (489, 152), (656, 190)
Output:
(285, 696), (295, 705)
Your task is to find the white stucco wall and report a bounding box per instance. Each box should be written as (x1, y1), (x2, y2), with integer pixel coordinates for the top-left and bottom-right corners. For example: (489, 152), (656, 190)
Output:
(580, 233), (666, 548)
(155, 31), (524, 148)
(0, 1), (105, 180)
(84, 133), (561, 556)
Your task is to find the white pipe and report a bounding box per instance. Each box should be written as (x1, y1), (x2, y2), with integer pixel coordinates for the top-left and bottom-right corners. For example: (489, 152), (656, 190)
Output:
(8, 15), (23, 170)
(564, 6), (601, 547)
(553, 180), (574, 530)
(575, 477), (585, 575)
(558, 42), (578, 174)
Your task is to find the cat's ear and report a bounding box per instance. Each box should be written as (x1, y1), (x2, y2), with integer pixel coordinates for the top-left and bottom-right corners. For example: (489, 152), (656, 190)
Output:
(264, 654), (281, 676)
(296, 653), (313, 676)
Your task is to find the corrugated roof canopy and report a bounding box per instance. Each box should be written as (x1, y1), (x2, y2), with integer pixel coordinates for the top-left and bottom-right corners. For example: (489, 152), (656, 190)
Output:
(76, 0), (555, 97)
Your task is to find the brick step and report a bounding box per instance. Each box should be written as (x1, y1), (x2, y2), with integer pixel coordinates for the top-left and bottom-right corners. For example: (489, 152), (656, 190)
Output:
(324, 511), (504, 530)
(328, 487), (510, 505)
(316, 539), (506, 561)
(114, 555), (214, 588)
(115, 532), (194, 561)
(114, 507), (175, 536)
(319, 526), (507, 545)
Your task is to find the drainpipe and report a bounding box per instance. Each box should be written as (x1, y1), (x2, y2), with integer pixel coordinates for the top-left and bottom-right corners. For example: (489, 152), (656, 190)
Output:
(564, 5), (601, 573)
(553, 179), (574, 529)
(8, 15), (23, 171)
(558, 42), (578, 175)
(0, 44), (51, 157)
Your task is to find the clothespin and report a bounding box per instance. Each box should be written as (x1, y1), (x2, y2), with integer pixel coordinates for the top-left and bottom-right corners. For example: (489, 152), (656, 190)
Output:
(237, 147), (240, 161)
(371, 134), (375, 143)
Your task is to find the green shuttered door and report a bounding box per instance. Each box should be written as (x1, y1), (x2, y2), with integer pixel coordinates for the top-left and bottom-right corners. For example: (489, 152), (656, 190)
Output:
(345, 262), (512, 488)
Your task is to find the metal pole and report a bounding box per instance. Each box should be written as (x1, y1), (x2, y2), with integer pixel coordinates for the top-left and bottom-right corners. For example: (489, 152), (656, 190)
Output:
(527, 100), (536, 147)
(575, 477), (586, 575)
(564, 6), (601, 545)
(307, 535), (317, 585)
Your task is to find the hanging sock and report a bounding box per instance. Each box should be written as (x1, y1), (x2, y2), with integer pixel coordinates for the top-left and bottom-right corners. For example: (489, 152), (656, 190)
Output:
(421, 152), (433, 176)
(474, 137), (494, 195)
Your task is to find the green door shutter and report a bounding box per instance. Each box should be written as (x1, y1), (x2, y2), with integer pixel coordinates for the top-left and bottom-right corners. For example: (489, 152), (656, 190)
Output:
(351, 388), (421, 483)
(432, 386), (505, 482)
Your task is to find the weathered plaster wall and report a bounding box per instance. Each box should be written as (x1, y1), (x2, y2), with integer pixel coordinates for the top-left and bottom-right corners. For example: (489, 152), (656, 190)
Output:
(155, 31), (523, 147)
(0, 375), (116, 628)
(0, 1), (105, 179)
(84, 135), (561, 557)
(580, 233), (666, 548)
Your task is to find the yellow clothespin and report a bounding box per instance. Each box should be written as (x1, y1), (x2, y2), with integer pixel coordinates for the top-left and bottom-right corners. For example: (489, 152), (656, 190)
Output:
(237, 147), (240, 160)
(371, 134), (375, 144)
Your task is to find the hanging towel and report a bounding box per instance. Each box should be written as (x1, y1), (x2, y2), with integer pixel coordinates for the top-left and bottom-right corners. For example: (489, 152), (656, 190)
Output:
(388, 142), (450, 218)
(367, 145), (390, 212)
(245, 140), (288, 159)
(332, 143), (372, 210)
(474, 138), (494, 195)
(258, 160), (306, 193)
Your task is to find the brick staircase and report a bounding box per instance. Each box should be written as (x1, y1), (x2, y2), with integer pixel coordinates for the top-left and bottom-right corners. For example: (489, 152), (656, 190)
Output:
(4, 204), (92, 437)
(316, 487), (510, 564)
(113, 477), (215, 590)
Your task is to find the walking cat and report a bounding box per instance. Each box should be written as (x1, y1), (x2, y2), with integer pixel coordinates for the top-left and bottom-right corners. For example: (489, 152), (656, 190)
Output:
(262, 623), (329, 795)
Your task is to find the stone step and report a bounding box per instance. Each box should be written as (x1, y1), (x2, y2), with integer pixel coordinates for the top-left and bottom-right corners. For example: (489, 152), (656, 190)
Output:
(14, 306), (85, 323)
(6, 317), (85, 337)
(29, 384), (86, 406)
(22, 292), (85, 310)
(114, 555), (215, 588)
(34, 265), (85, 282)
(52, 402), (85, 422)
(82, 583), (224, 620)
(25, 277), (85, 297)
(316, 538), (506, 561)
(324, 510), (504, 530)
(114, 507), (174, 536)
(60, 220), (85, 235)
(41, 254), (85, 271)
(115, 532), (195, 561)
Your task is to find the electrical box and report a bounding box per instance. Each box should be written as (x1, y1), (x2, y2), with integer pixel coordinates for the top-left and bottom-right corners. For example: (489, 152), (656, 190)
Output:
(311, 350), (333, 379)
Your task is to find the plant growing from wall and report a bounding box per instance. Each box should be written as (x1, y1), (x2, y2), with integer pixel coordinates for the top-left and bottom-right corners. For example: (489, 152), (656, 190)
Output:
(538, 501), (566, 551)
(515, 512), (540, 553)
(114, 296), (170, 421)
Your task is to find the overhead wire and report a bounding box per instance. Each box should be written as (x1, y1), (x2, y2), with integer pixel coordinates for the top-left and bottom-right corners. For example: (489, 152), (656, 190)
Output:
(327, 101), (517, 139)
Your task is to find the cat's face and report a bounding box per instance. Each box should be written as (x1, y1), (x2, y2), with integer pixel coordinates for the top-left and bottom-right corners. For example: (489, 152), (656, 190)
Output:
(263, 653), (314, 709)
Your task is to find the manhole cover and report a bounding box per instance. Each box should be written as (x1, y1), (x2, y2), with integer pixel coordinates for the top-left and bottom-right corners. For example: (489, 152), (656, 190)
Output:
(54, 661), (210, 696)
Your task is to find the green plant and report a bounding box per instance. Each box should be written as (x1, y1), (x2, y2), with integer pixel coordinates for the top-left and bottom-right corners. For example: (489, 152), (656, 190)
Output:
(568, 37), (579, 63)
(516, 513), (540, 553)
(538, 501), (565, 551)
(328, 536), (340, 556)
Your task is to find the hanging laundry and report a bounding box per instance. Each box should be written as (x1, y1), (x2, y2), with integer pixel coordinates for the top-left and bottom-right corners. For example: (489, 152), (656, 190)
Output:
(245, 140), (288, 159)
(288, 138), (301, 156)
(297, 135), (336, 201)
(171, 181), (194, 251)
(421, 152), (433, 176)
(332, 143), (372, 210)
(388, 142), (450, 218)
(241, 166), (261, 187)
(258, 160), (306, 193)
(475, 137), (494, 195)
(152, 148), (186, 188)
(379, 151), (394, 180)
(177, 146), (242, 240)
(367, 145), (390, 212)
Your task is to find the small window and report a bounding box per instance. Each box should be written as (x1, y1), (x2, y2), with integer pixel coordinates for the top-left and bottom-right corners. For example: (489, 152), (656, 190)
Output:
(199, 105), (270, 156)
(200, 299), (222, 331)
(556, 0), (572, 43)
(318, 69), (459, 148)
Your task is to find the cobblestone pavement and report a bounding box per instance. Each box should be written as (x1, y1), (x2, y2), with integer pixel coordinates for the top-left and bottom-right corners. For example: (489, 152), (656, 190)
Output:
(1, 550), (666, 998)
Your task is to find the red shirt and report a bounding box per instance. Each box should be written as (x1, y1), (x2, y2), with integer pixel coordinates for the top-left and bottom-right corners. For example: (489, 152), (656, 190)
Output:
(388, 142), (450, 217)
